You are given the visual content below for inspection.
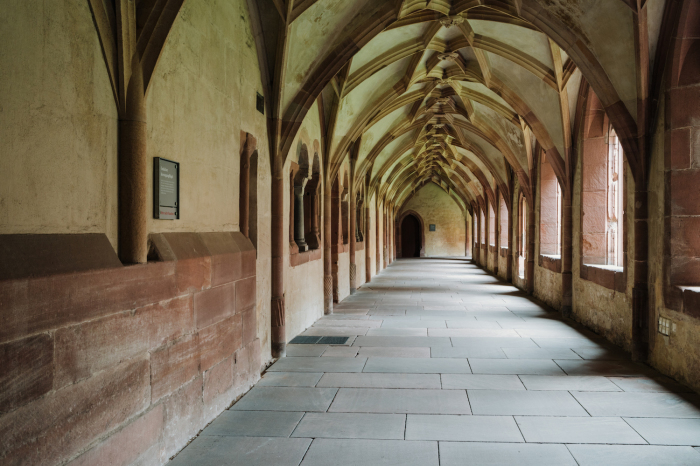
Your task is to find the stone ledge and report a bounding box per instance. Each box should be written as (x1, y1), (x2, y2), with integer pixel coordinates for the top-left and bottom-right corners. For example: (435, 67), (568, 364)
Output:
(539, 254), (562, 273)
(290, 248), (322, 267)
(499, 247), (509, 258)
(580, 263), (625, 292)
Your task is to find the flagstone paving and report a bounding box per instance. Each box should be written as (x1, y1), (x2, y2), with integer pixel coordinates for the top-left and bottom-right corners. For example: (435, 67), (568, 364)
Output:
(170, 259), (700, 465)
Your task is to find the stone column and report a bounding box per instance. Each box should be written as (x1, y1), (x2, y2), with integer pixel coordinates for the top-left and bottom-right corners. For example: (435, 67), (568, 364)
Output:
(376, 199), (382, 273)
(294, 182), (309, 252)
(349, 160), (357, 294)
(365, 176), (372, 282)
(561, 186), (573, 318)
(323, 177), (333, 314)
(307, 179), (321, 249)
(271, 155), (286, 357)
(118, 58), (148, 264)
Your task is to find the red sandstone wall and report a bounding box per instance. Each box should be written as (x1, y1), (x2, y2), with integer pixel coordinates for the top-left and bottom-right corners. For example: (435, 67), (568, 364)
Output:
(0, 232), (260, 465)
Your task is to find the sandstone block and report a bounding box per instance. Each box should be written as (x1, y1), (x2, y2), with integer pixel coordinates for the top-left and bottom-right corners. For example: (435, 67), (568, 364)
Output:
(151, 334), (200, 403)
(0, 334), (53, 413)
(194, 283), (235, 329)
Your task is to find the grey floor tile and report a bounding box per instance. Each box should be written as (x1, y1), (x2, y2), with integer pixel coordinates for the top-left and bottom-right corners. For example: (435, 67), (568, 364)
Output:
(381, 320), (446, 328)
(609, 376), (693, 393)
(291, 413), (405, 439)
(368, 310), (406, 316)
(352, 336), (451, 347)
(624, 418), (700, 446)
(567, 444), (700, 466)
(302, 327), (369, 336)
(502, 347), (582, 359)
(329, 388), (471, 414)
(268, 357), (367, 373)
(286, 345), (327, 357)
(438, 442), (577, 466)
(532, 338), (605, 348)
(322, 346), (359, 357)
(357, 347), (431, 358)
(441, 374), (525, 390)
(334, 309), (370, 315)
(406, 415), (524, 442)
(257, 372), (324, 387)
(518, 375), (621, 391)
(572, 347), (628, 360)
(406, 310), (469, 317)
(231, 387), (338, 412)
(313, 319), (381, 328)
(468, 390), (589, 416)
(169, 436), (311, 466)
(469, 359), (565, 375)
(300, 439), (438, 466)
(555, 359), (655, 376)
(572, 391), (700, 418)
(202, 411), (304, 437)
(451, 337), (537, 348)
(363, 357), (472, 374)
(317, 373), (441, 389)
(431, 347), (506, 359)
(445, 320), (502, 329)
(429, 328), (521, 337)
(366, 328), (427, 336)
(515, 416), (646, 444)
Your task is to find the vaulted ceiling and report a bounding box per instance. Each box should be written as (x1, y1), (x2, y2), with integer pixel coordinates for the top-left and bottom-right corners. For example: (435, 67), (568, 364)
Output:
(251, 0), (660, 214)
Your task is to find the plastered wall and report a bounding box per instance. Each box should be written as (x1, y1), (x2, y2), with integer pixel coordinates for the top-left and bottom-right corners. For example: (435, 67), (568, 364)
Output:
(402, 183), (466, 257)
(355, 248), (367, 288)
(533, 162), (563, 310)
(283, 103), (325, 341)
(146, 0), (273, 365)
(0, 0), (119, 248)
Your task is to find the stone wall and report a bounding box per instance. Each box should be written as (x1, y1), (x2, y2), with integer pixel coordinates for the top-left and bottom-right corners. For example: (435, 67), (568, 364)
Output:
(0, 232), (260, 465)
(401, 183), (466, 257)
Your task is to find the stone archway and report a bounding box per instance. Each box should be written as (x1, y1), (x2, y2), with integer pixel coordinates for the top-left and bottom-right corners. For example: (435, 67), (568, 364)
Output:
(396, 210), (425, 258)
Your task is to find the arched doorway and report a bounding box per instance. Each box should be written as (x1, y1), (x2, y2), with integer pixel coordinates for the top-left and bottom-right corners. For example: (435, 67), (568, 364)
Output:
(401, 214), (422, 258)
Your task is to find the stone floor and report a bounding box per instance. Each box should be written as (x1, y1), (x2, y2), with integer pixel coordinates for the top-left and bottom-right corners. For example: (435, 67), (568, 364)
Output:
(169, 259), (700, 465)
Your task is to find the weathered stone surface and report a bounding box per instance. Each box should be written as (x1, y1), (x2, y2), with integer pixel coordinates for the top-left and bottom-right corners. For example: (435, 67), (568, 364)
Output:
(194, 282), (235, 330)
(241, 305), (257, 345)
(235, 276), (256, 310)
(203, 357), (234, 406)
(162, 377), (204, 461)
(151, 334), (200, 403)
(200, 314), (242, 371)
(55, 296), (193, 388)
(67, 405), (164, 466)
(0, 357), (150, 465)
(0, 334), (53, 413)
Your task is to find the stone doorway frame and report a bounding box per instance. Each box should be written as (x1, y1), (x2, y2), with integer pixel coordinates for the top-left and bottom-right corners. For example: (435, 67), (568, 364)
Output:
(396, 210), (426, 258)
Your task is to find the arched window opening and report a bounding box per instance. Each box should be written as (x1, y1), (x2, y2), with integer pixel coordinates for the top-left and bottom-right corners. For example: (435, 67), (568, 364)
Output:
(355, 190), (364, 242)
(291, 144), (310, 253)
(239, 132), (258, 254)
(303, 153), (321, 250)
(519, 195), (527, 279)
(480, 208), (485, 245)
(489, 201), (496, 247)
(342, 171), (349, 245)
(607, 129), (624, 267)
(581, 98), (625, 270)
(499, 193), (508, 248)
(540, 151), (562, 257)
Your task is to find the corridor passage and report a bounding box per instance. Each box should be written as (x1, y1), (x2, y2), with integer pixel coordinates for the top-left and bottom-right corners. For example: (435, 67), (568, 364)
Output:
(170, 259), (700, 466)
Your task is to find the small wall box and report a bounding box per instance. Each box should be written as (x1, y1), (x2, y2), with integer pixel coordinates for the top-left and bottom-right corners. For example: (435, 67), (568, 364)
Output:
(429, 224), (436, 231)
(154, 157), (179, 219)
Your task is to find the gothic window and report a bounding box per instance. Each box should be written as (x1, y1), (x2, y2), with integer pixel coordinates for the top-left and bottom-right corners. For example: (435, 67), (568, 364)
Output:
(540, 151), (562, 257)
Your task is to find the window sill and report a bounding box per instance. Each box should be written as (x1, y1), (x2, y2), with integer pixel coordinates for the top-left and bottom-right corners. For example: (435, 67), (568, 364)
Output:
(581, 263), (625, 292)
(675, 286), (700, 319)
(489, 245), (497, 253)
(500, 247), (508, 258)
(290, 248), (322, 267)
(538, 254), (561, 273)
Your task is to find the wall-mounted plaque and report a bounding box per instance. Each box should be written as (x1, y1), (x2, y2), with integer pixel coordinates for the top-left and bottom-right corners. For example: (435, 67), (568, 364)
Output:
(154, 157), (179, 220)
(429, 224), (436, 231)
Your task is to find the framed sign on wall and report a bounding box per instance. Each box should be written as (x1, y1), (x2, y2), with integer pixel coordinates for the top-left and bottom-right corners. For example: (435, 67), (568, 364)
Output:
(154, 157), (179, 219)
(429, 224), (436, 231)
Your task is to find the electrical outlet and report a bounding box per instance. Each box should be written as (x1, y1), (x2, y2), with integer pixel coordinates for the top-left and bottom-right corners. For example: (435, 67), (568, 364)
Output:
(658, 316), (672, 336)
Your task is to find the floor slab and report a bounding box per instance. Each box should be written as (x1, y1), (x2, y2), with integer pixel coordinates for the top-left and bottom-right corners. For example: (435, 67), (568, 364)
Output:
(441, 374), (525, 390)
(518, 375), (621, 391)
(268, 357), (367, 373)
(357, 346), (431, 358)
(291, 413), (406, 440)
(300, 439), (438, 466)
(468, 390), (589, 416)
(438, 442), (577, 466)
(405, 415), (524, 442)
(571, 392), (700, 418)
(202, 411), (304, 437)
(623, 418), (700, 446)
(169, 436), (312, 466)
(468, 359), (566, 375)
(352, 336), (451, 347)
(231, 387), (338, 412)
(328, 388), (471, 414)
(515, 416), (646, 444)
(317, 372), (441, 389)
(567, 444), (700, 466)
(363, 357), (473, 374)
